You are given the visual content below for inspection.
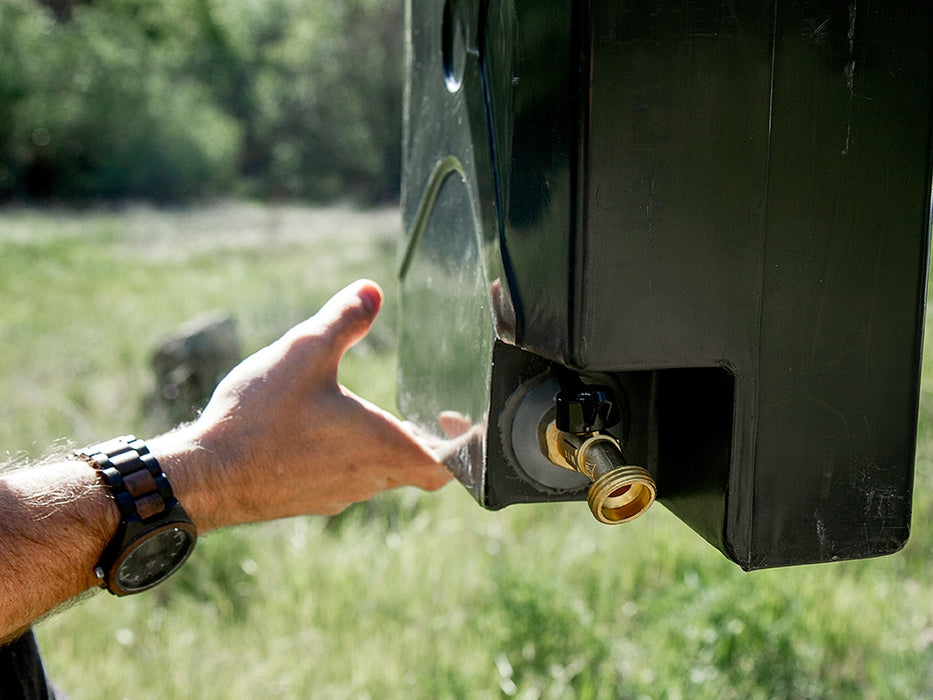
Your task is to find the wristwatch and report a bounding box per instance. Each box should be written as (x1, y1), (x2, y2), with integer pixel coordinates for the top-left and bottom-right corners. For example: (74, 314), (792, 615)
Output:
(75, 435), (197, 596)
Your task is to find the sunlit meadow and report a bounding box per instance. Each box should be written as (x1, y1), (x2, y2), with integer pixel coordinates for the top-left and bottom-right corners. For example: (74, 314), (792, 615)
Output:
(0, 203), (930, 698)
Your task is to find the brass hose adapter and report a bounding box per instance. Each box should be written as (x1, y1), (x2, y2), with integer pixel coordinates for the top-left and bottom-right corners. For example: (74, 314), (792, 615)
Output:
(543, 386), (656, 524)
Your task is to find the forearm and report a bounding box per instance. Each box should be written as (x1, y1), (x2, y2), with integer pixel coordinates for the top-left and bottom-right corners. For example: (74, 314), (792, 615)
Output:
(0, 459), (117, 643)
(0, 432), (227, 642)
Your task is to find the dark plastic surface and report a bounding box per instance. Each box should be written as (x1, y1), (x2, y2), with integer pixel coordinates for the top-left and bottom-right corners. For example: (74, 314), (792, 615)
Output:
(398, 0), (933, 569)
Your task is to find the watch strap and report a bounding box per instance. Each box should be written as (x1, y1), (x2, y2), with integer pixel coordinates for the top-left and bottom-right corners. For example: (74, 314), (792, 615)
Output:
(76, 435), (179, 522)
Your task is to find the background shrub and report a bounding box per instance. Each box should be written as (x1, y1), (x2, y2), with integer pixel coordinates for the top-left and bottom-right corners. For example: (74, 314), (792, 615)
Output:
(0, 0), (404, 204)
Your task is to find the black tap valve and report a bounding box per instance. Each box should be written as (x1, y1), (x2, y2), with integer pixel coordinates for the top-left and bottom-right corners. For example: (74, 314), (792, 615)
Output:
(555, 385), (620, 434)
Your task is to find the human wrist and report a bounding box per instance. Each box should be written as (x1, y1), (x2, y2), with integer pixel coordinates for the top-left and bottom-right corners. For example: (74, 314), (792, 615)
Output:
(146, 426), (229, 534)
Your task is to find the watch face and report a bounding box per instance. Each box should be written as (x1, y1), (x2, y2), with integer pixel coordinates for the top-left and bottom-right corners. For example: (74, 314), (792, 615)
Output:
(113, 523), (196, 594)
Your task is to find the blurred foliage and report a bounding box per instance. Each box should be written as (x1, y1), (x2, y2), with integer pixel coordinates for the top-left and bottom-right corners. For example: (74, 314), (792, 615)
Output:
(0, 0), (404, 203)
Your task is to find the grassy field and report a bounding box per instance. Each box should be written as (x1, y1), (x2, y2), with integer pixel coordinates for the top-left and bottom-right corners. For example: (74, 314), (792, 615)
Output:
(2, 203), (932, 698)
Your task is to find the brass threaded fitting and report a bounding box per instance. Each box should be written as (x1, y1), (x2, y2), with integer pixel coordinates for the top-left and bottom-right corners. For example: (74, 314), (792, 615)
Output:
(543, 421), (656, 525)
(587, 465), (656, 524)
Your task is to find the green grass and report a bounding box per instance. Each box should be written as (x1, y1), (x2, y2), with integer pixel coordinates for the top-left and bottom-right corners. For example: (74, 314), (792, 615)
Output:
(1, 203), (931, 698)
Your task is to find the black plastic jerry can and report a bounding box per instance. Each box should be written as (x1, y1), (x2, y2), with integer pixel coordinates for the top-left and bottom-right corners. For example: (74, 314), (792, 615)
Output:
(397, 0), (933, 569)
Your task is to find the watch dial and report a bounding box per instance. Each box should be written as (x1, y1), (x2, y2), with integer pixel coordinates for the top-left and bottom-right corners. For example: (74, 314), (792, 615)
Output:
(116, 526), (195, 592)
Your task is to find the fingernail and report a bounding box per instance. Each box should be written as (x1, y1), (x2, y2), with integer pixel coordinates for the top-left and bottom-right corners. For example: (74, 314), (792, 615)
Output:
(357, 284), (381, 314)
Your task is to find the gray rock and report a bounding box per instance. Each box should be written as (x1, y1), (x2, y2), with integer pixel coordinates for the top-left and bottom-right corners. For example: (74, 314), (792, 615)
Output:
(151, 312), (241, 422)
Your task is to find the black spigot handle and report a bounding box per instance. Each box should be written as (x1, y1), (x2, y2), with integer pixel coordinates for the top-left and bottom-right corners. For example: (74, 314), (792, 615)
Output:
(555, 385), (621, 434)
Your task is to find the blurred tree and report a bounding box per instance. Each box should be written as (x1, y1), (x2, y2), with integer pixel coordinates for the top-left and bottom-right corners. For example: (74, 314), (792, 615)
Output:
(0, 0), (240, 201)
(217, 0), (406, 201)
(0, 0), (405, 203)
(36, 0), (88, 21)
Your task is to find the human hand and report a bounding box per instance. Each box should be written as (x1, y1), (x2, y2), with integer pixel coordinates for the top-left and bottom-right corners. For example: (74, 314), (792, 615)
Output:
(152, 280), (453, 532)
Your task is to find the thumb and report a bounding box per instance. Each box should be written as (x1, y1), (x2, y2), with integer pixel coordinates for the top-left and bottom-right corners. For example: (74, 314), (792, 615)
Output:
(288, 279), (384, 374)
